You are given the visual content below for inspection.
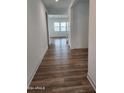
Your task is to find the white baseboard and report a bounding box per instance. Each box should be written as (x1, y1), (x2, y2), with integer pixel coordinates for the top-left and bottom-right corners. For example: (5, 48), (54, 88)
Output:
(27, 59), (41, 88)
(87, 73), (96, 91)
(27, 47), (48, 88)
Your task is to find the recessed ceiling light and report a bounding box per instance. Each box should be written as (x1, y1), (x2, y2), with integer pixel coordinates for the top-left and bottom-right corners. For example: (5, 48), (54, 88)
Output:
(55, 0), (59, 2)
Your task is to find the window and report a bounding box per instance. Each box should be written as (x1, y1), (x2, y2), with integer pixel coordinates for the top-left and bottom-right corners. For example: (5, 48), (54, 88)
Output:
(54, 22), (60, 31)
(61, 22), (66, 31)
(54, 22), (69, 32)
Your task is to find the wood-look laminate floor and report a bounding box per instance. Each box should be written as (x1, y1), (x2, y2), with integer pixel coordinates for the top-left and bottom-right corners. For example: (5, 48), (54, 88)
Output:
(28, 38), (95, 93)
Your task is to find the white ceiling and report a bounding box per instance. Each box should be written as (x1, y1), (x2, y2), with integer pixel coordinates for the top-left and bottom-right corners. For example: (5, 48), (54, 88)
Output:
(42, 0), (74, 14)
(48, 15), (69, 18)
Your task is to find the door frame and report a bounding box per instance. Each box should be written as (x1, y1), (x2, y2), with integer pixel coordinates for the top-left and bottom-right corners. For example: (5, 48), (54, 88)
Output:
(45, 12), (49, 47)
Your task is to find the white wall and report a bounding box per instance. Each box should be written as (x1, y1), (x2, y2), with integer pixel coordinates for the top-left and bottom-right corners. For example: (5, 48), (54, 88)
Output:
(48, 16), (68, 38)
(69, 0), (89, 49)
(27, 0), (48, 87)
(87, 0), (96, 90)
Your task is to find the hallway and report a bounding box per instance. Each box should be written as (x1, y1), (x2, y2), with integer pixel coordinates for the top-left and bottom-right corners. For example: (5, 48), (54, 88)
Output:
(28, 38), (95, 93)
